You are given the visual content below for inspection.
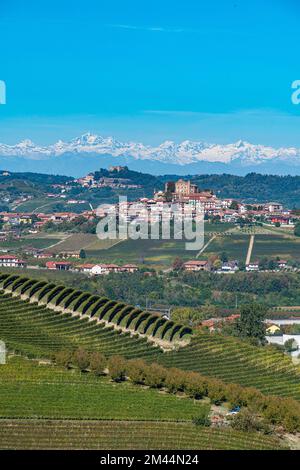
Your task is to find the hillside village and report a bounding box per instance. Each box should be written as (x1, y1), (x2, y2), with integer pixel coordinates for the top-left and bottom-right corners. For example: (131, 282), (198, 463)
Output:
(0, 169), (299, 275)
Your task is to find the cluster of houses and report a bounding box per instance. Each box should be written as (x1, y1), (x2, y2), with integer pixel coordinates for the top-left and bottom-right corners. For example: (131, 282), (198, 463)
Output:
(0, 253), (139, 276)
(0, 210), (96, 237)
(245, 259), (289, 271)
(0, 254), (27, 268)
(45, 261), (139, 274)
(182, 259), (239, 273)
(75, 166), (141, 190)
(181, 258), (291, 273)
(152, 180), (294, 225)
(0, 175), (297, 240)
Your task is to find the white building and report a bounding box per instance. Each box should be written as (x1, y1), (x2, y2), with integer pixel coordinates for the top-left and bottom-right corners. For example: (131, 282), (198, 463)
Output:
(0, 255), (26, 268)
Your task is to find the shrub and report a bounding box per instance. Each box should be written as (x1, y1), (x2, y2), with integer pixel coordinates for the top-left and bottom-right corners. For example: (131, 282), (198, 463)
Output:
(192, 411), (211, 427)
(143, 363), (166, 388)
(73, 348), (90, 371)
(126, 359), (147, 385)
(226, 383), (248, 408)
(89, 352), (107, 376)
(262, 397), (300, 433)
(55, 350), (72, 369)
(184, 372), (208, 399)
(107, 355), (127, 382)
(231, 409), (270, 434)
(207, 379), (226, 405)
(164, 368), (187, 394)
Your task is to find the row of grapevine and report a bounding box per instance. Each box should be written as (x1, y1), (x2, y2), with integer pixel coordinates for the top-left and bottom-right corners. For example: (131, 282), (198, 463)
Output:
(0, 272), (192, 348)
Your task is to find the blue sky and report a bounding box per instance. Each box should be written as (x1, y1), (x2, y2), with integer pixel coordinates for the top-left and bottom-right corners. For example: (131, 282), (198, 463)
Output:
(1, 0), (300, 146)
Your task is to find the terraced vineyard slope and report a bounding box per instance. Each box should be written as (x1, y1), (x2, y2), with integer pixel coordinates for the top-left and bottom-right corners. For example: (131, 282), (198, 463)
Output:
(0, 357), (285, 450)
(0, 292), (161, 360)
(1, 272), (300, 402)
(0, 272), (192, 354)
(160, 333), (300, 400)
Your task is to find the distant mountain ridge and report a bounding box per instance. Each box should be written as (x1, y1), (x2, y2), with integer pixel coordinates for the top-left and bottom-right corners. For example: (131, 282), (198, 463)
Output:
(1, 133), (300, 176)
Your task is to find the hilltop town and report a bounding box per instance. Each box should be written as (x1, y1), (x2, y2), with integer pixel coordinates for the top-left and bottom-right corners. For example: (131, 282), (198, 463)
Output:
(0, 167), (299, 276)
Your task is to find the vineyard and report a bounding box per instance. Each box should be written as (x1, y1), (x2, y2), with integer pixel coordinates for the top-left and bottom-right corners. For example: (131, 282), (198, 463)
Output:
(160, 333), (300, 399)
(0, 357), (285, 450)
(0, 273), (192, 352)
(0, 420), (283, 450)
(1, 272), (300, 400)
(1, 272), (300, 449)
(0, 292), (161, 360)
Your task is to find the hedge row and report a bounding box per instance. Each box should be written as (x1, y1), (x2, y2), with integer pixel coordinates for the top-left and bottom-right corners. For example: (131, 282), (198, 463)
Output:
(55, 348), (300, 433)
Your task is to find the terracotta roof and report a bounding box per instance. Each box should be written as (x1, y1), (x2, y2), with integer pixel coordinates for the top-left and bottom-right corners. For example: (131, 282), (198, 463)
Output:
(184, 260), (208, 266)
(76, 264), (95, 269)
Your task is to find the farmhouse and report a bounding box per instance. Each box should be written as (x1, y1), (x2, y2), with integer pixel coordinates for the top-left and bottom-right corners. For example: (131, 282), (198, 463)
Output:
(121, 264), (139, 273)
(91, 264), (110, 275)
(246, 261), (259, 272)
(220, 261), (239, 273)
(183, 260), (210, 272)
(46, 261), (72, 271)
(277, 259), (288, 269)
(265, 202), (283, 213)
(75, 263), (96, 274)
(0, 255), (26, 268)
(269, 216), (292, 225)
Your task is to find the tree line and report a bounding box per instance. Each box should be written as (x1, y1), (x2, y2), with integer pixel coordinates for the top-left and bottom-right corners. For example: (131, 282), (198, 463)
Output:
(54, 348), (300, 433)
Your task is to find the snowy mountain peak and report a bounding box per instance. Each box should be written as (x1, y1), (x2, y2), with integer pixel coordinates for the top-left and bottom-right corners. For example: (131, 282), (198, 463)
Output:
(1, 133), (300, 169)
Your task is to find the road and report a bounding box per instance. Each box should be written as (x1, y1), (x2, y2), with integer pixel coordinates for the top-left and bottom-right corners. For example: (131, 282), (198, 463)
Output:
(245, 235), (255, 265)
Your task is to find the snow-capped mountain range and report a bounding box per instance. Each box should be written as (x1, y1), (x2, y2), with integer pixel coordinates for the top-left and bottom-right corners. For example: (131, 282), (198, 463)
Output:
(1, 133), (300, 176)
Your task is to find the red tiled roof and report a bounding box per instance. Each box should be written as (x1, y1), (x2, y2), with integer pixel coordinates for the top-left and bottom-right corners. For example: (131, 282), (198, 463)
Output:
(77, 264), (95, 269)
(184, 260), (207, 266)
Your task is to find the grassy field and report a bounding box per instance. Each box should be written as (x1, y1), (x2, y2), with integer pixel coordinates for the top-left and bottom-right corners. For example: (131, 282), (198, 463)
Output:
(0, 237), (62, 250)
(5, 220), (300, 270)
(0, 357), (285, 450)
(49, 233), (117, 253)
(14, 197), (62, 213)
(85, 237), (198, 267)
(204, 234), (250, 263)
(14, 197), (90, 213)
(83, 223), (298, 267)
(251, 235), (300, 261)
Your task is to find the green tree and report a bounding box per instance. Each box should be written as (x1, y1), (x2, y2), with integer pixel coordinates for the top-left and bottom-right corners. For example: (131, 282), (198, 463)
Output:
(172, 257), (184, 271)
(235, 303), (268, 344)
(73, 348), (90, 371)
(55, 350), (72, 369)
(229, 201), (239, 210)
(108, 355), (127, 382)
(294, 223), (300, 237)
(220, 252), (228, 263)
(284, 338), (298, 353)
(231, 409), (269, 433)
(79, 249), (86, 259)
(143, 363), (166, 388)
(89, 352), (106, 375)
